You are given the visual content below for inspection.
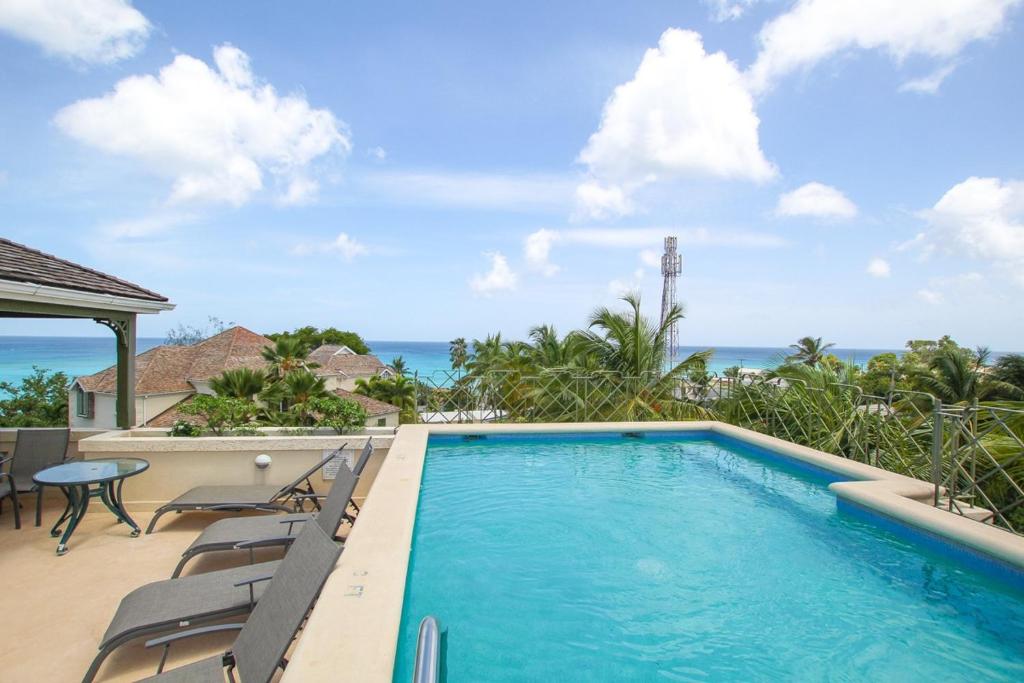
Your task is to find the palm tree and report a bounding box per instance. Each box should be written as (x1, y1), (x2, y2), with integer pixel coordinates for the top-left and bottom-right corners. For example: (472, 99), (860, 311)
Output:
(261, 337), (318, 381)
(528, 325), (578, 368)
(786, 336), (836, 366)
(449, 338), (468, 376)
(913, 347), (1022, 404)
(209, 368), (266, 399)
(993, 353), (1024, 392)
(355, 375), (417, 422)
(390, 355), (409, 377)
(465, 334), (504, 377)
(571, 293), (712, 420)
(275, 370), (330, 424)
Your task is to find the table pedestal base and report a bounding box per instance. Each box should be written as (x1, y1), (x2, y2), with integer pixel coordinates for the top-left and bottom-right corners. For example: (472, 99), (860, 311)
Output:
(49, 479), (141, 556)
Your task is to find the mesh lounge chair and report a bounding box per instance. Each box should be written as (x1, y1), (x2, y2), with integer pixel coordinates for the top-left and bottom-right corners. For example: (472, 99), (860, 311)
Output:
(10, 428), (70, 527)
(170, 458), (361, 577)
(82, 467), (352, 683)
(145, 444), (348, 534)
(0, 455), (20, 529)
(136, 522), (341, 683)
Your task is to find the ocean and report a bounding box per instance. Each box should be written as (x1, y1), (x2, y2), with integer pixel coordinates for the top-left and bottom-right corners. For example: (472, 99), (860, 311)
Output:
(0, 336), (901, 388)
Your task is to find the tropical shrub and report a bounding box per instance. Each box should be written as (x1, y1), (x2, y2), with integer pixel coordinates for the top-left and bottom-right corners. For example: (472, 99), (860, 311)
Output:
(168, 419), (203, 437)
(306, 396), (367, 434)
(0, 367), (69, 427)
(178, 395), (258, 436)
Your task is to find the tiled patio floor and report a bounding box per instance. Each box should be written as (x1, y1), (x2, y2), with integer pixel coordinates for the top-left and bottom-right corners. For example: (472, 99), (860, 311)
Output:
(0, 497), (309, 682)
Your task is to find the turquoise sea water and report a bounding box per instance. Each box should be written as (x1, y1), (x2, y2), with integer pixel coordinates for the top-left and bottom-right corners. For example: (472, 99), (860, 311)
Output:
(368, 342), (901, 381)
(0, 337), (904, 388)
(0, 336), (164, 386)
(394, 432), (1024, 681)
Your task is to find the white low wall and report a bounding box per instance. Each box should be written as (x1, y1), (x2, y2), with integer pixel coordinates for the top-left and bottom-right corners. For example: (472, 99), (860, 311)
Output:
(77, 428), (394, 510)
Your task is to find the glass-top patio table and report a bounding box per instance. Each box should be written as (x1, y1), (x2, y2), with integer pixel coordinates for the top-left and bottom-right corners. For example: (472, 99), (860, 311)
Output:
(33, 458), (149, 555)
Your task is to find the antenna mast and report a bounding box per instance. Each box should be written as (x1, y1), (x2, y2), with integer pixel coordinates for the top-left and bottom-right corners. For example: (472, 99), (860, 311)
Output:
(660, 236), (682, 368)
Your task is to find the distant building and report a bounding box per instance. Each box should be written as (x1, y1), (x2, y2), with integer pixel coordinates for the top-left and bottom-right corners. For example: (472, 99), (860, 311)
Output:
(308, 344), (395, 391)
(333, 389), (401, 428)
(70, 326), (397, 429)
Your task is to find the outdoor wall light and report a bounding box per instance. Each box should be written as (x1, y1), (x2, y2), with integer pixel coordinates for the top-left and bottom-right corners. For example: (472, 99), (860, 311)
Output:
(254, 453), (272, 469)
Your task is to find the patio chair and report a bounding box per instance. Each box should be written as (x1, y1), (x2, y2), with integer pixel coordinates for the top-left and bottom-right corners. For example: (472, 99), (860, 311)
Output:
(145, 444), (348, 534)
(82, 505), (346, 682)
(0, 455), (20, 529)
(170, 458), (360, 577)
(136, 522), (341, 683)
(10, 428), (70, 527)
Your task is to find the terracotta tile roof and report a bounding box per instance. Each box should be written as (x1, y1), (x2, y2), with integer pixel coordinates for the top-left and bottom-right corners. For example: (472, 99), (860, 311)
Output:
(310, 345), (390, 378)
(76, 326), (273, 394)
(146, 395), (202, 428)
(334, 389), (400, 417)
(77, 345), (196, 394)
(186, 326), (273, 379)
(0, 237), (168, 302)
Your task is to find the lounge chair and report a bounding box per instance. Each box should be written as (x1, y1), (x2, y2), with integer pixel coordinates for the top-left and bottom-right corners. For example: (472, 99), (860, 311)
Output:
(0, 455), (19, 528)
(10, 428), (69, 527)
(82, 467), (353, 683)
(145, 444), (348, 534)
(136, 522), (341, 682)
(170, 457), (360, 577)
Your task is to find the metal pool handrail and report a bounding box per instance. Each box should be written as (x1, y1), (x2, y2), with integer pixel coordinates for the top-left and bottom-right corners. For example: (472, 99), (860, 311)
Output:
(413, 615), (442, 683)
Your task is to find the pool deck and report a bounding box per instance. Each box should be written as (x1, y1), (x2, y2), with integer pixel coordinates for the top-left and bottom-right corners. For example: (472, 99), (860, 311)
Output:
(283, 420), (1024, 682)
(0, 497), (318, 682)
(5, 422), (1022, 682)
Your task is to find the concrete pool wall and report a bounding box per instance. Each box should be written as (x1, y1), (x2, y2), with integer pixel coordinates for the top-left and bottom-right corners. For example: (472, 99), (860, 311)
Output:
(283, 421), (1024, 682)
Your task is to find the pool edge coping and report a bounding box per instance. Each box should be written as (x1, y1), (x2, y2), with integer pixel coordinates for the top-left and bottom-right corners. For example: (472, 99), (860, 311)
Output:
(283, 420), (1024, 683)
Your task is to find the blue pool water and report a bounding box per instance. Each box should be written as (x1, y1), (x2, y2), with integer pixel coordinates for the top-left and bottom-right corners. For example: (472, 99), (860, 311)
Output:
(394, 432), (1024, 681)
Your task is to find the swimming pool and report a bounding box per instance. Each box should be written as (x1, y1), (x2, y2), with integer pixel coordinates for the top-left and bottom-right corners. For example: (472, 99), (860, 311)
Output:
(392, 431), (1024, 681)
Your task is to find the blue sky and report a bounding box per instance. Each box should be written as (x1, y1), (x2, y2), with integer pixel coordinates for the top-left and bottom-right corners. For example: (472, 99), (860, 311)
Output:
(1, 0), (1022, 349)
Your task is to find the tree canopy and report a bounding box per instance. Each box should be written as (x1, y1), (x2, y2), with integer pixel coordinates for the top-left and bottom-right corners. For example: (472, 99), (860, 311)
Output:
(265, 326), (369, 355)
(0, 367), (69, 427)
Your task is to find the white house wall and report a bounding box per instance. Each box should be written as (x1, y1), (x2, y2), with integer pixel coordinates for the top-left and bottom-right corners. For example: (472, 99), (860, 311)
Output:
(69, 391), (193, 429)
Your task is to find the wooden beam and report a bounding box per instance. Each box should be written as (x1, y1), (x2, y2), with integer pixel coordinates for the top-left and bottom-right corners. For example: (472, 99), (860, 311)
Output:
(92, 314), (136, 429)
(0, 299), (135, 319)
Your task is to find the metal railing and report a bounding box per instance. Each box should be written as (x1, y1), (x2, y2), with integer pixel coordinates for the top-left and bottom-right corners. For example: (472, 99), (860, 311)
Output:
(408, 369), (1024, 535)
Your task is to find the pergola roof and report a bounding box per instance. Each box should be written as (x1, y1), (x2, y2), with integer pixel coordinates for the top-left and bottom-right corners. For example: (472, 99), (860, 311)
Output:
(0, 238), (168, 302)
(0, 236), (175, 428)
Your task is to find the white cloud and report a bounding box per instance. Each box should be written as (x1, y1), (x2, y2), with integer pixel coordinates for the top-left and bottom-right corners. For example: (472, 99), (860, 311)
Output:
(0, 0), (150, 64)
(705, 0), (762, 21)
(899, 63), (959, 94)
(608, 268), (647, 296)
(573, 181), (634, 220)
(776, 182), (857, 219)
(359, 170), (574, 212)
(917, 288), (944, 305)
(98, 212), (196, 239)
(866, 257), (891, 278)
(577, 29), (776, 220)
(639, 249), (662, 268)
(291, 232), (368, 261)
(55, 44), (350, 207)
(469, 252), (518, 295)
(523, 226), (783, 275)
(747, 0), (1020, 94)
(919, 176), (1024, 286)
(524, 229), (561, 276)
(367, 146), (387, 161)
